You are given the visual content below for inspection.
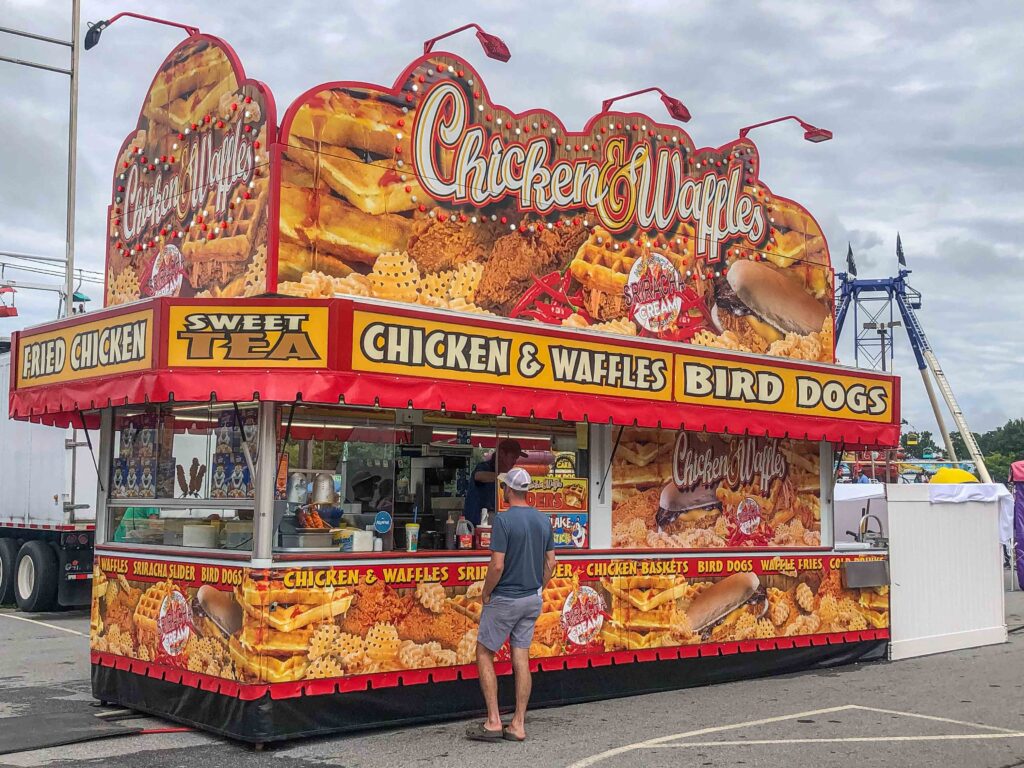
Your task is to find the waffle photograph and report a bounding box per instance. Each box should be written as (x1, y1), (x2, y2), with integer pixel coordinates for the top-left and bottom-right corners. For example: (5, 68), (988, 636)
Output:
(278, 54), (836, 362)
(91, 570), (486, 683)
(105, 38), (271, 303)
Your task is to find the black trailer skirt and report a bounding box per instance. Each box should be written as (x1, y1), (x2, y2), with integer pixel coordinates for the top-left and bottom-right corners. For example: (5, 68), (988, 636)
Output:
(93, 639), (887, 744)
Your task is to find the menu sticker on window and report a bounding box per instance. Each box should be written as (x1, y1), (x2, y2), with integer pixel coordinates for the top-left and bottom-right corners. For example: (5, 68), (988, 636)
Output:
(551, 513), (589, 549)
(498, 475), (589, 513)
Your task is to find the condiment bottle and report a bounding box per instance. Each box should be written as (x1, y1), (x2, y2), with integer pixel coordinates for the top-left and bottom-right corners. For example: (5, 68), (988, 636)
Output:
(445, 511), (458, 550)
(456, 515), (475, 550)
(476, 508), (492, 550)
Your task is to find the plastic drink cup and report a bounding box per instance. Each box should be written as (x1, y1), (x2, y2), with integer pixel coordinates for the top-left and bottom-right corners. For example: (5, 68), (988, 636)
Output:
(405, 523), (420, 552)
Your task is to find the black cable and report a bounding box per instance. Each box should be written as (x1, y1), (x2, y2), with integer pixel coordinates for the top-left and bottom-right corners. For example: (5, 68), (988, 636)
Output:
(78, 410), (105, 494)
(600, 426), (625, 492)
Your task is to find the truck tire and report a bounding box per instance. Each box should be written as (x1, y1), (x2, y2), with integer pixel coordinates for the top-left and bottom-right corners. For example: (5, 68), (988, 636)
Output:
(15, 541), (58, 612)
(0, 538), (18, 604)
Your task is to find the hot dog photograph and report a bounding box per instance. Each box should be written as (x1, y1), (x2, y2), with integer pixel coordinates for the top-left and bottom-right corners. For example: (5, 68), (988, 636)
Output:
(598, 568), (889, 651)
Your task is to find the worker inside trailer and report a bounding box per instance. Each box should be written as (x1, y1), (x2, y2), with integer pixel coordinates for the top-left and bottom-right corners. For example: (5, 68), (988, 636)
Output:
(464, 439), (528, 526)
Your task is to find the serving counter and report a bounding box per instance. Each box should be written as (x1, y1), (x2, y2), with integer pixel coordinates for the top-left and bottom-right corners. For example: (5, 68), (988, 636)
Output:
(87, 547), (889, 741)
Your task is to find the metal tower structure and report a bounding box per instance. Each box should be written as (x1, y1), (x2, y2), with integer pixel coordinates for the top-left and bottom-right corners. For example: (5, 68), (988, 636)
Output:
(835, 235), (991, 482)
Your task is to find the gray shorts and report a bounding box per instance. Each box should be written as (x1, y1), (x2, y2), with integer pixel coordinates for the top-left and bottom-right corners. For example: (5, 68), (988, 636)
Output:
(478, 593), (543, 651)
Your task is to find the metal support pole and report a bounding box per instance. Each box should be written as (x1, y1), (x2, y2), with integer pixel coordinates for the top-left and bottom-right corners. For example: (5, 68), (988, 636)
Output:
(589, 423), (613, 549)
(819, 442), (834, 546)
(0, 250), (74, 264)
(852, 297), (859, 367)
(919, 368), (957, 463)
(0, 24), (73, 47)
(252, 401), (278, 565)
(1, 11), (80, 311)
(1007, 536), (1015, 593)
(95, 408), (114, 544)
(0, 54), (71, 74)
(922, 349), (991, 482)
(64, 0), (81, 317)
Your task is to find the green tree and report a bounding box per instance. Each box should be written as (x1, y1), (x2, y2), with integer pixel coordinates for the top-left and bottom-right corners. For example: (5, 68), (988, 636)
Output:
(949, 431), (978, 461)
(983, 419), (1024, 455)
(950, 419), (1024, 487)
(986, 453), (1014, 485)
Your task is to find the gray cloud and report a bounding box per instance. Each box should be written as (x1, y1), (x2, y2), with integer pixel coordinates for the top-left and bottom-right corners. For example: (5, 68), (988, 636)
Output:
(1, 0), (1021, 434)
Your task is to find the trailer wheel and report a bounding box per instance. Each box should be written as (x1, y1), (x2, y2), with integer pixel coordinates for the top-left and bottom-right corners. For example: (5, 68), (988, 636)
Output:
(15, 541), (58, 612)
(0, 539), (19, 604)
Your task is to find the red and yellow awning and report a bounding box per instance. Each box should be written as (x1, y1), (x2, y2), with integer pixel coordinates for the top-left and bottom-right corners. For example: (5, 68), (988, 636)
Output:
(9, 296), (899, 446)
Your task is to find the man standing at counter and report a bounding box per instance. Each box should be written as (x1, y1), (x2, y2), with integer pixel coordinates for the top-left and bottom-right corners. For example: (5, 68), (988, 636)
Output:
(468, 467), (555, 743)
(463, 439), (528, 525)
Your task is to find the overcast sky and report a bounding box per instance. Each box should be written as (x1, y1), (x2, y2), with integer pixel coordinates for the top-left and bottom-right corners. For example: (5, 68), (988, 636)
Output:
(1, 0), (1021, 435)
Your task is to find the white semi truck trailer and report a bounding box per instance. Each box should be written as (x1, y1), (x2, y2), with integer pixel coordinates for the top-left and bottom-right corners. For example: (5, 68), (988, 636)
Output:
(0, 350), (97, 611)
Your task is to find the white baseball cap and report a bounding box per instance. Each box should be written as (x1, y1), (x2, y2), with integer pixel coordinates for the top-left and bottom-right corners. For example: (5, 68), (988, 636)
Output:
(497, 467), (531, 492)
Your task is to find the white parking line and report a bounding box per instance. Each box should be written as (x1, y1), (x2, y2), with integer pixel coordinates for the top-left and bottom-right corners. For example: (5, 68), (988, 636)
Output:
(0, 612), (87, 638)
(642, 734), (1024, 748)
(566, 705), (858, 768)
(846, 704), (1021, 734)
(567, 704), (1024, 767)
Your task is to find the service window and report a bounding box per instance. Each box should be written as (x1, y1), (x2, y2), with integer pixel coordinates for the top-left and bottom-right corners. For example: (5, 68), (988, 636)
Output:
(106, 403), (257, 550)
(271, 407), (589, 553)
(275, 404), (405, 550)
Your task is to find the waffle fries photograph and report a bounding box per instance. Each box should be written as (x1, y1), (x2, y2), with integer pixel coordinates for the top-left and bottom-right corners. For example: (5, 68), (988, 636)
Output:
(89, 570), (512, 683)
(90, 572), (244, 678)
(610, 427), (823, 550)
(105, 37), (271, 305)
(275, 53), (835, 365)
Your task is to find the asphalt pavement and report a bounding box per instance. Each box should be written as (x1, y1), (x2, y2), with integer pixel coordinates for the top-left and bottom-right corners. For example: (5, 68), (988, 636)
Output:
(1, 588), (1023, 768)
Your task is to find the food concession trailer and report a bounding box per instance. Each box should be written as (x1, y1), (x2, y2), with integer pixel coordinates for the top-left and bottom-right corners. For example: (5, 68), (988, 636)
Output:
(7, 32), (899, 742)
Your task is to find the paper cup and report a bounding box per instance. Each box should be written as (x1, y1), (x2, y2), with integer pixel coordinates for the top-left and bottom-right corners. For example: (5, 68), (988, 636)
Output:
(405, 523), (420, 552)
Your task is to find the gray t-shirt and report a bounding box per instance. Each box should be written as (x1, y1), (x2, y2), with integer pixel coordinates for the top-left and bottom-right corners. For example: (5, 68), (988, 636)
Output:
(491, 505), (554, 598)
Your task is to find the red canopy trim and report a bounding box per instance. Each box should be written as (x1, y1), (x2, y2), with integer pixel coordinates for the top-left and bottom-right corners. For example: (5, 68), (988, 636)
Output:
(9, 368), (898, 447)
(9, 297), (900, 448)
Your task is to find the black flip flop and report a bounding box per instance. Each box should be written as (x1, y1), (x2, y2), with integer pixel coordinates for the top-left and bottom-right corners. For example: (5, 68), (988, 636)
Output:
(502, 727), (527, 742)
(466, 723), (505, 742)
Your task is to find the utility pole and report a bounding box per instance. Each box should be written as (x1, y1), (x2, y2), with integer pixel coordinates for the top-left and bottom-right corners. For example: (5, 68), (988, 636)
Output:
(65, 0), (81, 318)
(0, 2), (81, 317)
